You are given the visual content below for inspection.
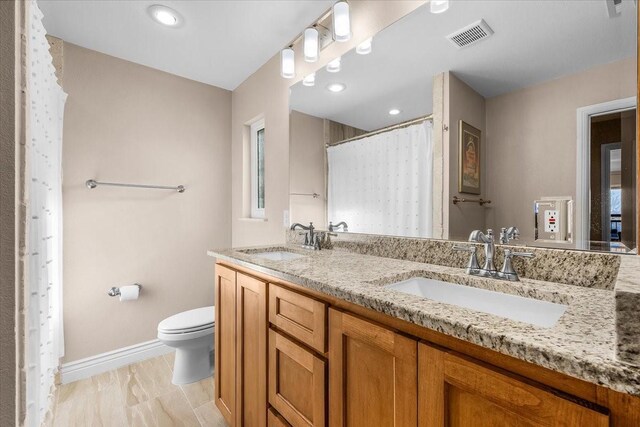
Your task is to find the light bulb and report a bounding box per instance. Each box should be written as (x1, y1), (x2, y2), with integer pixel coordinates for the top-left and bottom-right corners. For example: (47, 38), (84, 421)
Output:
(326, 57), (341, 73)
(303, 73), (316, 87)
(303, 27), (320, 63)
(155, 10), (176, 25)
(356, 37), (373, 55)
(430, 0), (449, 14)
(389, 109), (401, 116)
(332, 1), (351, 42)
(281, 48), (295, 79)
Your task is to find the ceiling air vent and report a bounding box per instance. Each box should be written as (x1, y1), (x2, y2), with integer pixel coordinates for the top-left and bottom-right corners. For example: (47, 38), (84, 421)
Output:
(446, 19), (494, 49)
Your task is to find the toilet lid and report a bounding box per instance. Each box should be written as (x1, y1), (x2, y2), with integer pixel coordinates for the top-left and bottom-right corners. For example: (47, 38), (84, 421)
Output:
(158, 306), (215, 333)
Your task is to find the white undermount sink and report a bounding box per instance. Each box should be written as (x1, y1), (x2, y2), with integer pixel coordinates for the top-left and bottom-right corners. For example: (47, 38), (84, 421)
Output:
(251, 251), (306, 261)
(386, 277), (568, 328)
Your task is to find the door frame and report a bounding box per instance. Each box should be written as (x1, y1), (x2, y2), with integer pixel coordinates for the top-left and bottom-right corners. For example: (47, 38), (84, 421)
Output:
(575, 96), (636, 249)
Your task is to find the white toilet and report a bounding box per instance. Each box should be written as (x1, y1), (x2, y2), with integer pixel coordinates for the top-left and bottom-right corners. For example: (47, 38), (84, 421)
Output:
(157, 306), (215, 385)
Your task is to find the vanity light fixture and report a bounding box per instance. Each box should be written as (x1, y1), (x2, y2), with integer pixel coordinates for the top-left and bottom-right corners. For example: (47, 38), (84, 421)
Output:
(303, 73), (316, 87)
(326, 57), (341, 73)
(388, 108), (401, 115)
(304, 27), (320, 62)
(147, 4), (183, 27)
(327, 83), (346, 93)
(332, 1), (352, 42)
(430, 0), (450, 14)
(356, 37), (373, 55)
(280, 47), (295, 79)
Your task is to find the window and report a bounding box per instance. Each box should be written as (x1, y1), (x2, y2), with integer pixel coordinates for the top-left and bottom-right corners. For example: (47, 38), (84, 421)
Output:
(251, 119), (265, 218)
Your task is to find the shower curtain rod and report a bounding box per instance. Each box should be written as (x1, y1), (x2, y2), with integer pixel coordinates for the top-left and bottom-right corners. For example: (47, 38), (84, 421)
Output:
(328, 114), (433, 147)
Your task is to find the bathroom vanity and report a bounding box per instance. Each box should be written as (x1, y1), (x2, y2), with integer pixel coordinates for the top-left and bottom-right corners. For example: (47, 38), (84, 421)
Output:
(209, 237), (640, 427)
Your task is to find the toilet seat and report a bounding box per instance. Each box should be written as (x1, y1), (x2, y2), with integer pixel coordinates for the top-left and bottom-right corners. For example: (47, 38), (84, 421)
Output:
(158, 324), (214, 342)
(158, 306), (215, 335)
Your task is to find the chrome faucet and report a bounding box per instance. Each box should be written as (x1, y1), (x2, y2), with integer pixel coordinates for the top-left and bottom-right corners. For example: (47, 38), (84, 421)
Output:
(469, 229), (497, 277)
(500, 226), (520, 244)
(290, 222), (334, 250)
(456, 228), (534, 281)
(329, 221), (349, 232)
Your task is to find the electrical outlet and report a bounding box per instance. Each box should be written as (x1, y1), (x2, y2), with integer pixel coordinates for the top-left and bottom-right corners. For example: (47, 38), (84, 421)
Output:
(283, 210), (289, 227)
(545, 210), (558, 233)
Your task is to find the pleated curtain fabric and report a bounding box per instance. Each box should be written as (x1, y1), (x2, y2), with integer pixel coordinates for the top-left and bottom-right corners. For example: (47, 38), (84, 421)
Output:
(327, 121), (433, 238)
(26, 2), (67, 425)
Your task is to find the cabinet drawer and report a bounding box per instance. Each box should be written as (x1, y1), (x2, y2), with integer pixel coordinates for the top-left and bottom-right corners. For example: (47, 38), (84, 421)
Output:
(269, 284), (327, 353)
(269, 329), (326, 427)
(268, 407), (292, 427)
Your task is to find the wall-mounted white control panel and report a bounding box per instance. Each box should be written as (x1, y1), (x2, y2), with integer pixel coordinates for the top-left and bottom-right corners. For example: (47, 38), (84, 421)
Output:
(534, 197), (573, 243)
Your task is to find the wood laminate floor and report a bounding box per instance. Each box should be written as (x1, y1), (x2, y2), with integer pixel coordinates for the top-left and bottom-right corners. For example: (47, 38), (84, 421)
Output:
(46, 352), (227, 426)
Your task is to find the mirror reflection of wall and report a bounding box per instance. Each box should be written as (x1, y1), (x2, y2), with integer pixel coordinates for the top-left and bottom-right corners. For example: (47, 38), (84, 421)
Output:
(289, 0), (637, 253)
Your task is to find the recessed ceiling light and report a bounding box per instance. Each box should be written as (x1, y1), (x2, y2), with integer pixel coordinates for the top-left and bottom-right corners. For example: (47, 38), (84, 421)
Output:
(327, 83), (346, 93)
(148, 5), (183, 27)
(389, 109), (401, 115)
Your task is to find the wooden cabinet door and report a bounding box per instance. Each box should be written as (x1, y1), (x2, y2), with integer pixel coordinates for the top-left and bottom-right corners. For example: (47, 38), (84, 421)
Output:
(418, 344), (610, 427)
(215, 264), (236, 426)
(269, 329), (326, 427)
(236, 273), (268, 427)
(329, 309), (418, 427)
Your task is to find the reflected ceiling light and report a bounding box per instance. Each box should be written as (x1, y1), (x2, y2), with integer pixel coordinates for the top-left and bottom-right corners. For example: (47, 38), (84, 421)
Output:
(327, 83), (346, 93)
(356, 37), (373, 55)
(303, 73), (316, 87)
(326, 57), (341, 73)
(147, 5), (182, 27)
(304, 27), (320, 62)
(430, 0), (449, 14)
(280, 47), (295, 79)
(332, 1), (352, 42)
(388, 109), (401, 116)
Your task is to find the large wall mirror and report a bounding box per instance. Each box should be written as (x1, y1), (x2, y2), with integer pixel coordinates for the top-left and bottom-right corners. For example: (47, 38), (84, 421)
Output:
(289, 0), (638, 254)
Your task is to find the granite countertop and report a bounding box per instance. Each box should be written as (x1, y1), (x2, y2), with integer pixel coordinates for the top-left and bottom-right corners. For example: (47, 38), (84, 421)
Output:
(208, 244), (640, 396)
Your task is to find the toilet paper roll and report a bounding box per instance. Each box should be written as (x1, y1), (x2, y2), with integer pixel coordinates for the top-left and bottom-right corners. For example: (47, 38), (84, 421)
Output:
(119, 285), (140, 302)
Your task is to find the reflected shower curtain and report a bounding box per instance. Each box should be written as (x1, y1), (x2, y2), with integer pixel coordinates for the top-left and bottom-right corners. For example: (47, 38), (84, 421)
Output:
(327, 121), (433, 238)
(27, 2), (67, 425)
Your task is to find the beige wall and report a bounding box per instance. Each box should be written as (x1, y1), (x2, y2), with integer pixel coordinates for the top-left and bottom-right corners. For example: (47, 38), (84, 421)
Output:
(289, 110), (326, 227)
(484, 58), (636, 242)
(444, 72), (487, 241)
(231, 1), (426, 247)
(62, 43), (231, 362)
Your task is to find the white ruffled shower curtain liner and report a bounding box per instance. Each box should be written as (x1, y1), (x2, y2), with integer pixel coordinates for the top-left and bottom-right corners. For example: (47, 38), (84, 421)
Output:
(27, 1), (67, 425)
(327, 121), (433, 238)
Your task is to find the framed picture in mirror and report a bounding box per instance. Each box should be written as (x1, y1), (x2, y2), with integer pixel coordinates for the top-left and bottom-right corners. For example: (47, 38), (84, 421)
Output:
(458, 120), (481, 195)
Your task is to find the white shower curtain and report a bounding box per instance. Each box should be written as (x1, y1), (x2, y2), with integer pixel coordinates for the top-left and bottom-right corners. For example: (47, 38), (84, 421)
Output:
(327, 121), (433, 238)
(27, 2), (67, 425)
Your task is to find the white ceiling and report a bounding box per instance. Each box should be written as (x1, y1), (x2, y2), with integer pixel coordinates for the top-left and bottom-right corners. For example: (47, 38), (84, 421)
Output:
(38, 0), (334, 90)
(290, 0), (637, 131)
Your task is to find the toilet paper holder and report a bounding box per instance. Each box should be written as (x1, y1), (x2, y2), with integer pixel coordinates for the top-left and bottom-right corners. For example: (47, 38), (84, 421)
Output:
(108, 283), (142, 297)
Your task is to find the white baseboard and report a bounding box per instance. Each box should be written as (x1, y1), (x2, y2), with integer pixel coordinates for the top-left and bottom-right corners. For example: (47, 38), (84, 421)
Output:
(60, 339), (173, 384)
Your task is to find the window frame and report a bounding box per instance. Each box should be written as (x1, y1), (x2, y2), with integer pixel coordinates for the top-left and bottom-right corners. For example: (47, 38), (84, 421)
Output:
(250, 118), (266, 218)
